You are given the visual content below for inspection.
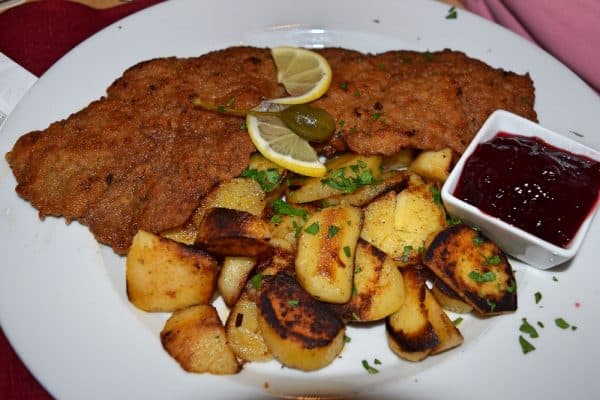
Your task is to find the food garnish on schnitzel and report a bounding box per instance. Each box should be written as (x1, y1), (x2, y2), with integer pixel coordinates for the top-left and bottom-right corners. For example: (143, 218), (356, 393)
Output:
(5, 46), (537, 254)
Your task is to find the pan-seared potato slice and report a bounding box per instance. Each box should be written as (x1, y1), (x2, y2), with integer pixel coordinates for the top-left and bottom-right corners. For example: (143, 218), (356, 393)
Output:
(391, 183), (447, 265)
(360, 190), (397, 252)
(295, 205), (362, 303)
(423, 224), (517, 315)
(192, 178), (266, 227)
(257, 273), (345, 371)
(431, 279), (473, 314)
(386, 267), (437, 362)
(323, 170), (409, 207)
(408, 148), (454, 182)
(160, 223), (198, 245)
(126, 230), (217, 312)
(161, 304), (241, 374)
(381, 148), (416, 171)
(256, 249), (295, 277)
(225, 293), (272, 362)
(360, 184), (446, 266)
(286, 154), (382, 204)
(218, 257), (256, 307)
(425, 289), (464, 355)
(195, 208), (273, 258)
(333, 239), (405, 322)
(268, 213), (304, 252)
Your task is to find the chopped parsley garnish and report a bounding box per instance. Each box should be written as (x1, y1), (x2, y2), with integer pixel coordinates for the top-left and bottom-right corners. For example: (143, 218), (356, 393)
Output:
(555, 318), (570, 330)
(374, 358), (382, 365)
(537, 321), (544, 329)
(352, 285), (358, 297)
(328, 225), (341, 238)
(239, 122), (247, 131)
(287, 299), (299, 307)
(226, 97), (236, 107)
(519, 318), (539, 338)
(473, 236), (484, 246)
(371, 112), (382, 121)
(250, 273), (263, 289)
(339, 81), (349, 90)
(343, 246), (352, 258)
(304, 222), (320, 235)
(322, 162), (378, 193)
(468, 270), (496, 283)
(216, 105), (226, 113)
(338, 119), (346, 128)
(448, 217), (462, 225)
(519, 335), (536, 354)
(429, 185), (442, 205)
(241, 168), (280, 192)
(452, 317), (464, 326)
(344, 335), (352, 343)
(482, 253), (501, 266)
(446, 6), (457, 19)
(361, 360), (379, 374)
(534, 291), (542, 304)
(401, 245), (413, 262)
(423, 50), (434, 61)
(553, 276), (559, 282)
(486, 298), (497, 312)
(292, 220), (303, 238)
(272, 199), (307, 219)
(506, 280), (517, 294)
(270, 214), (282, 224)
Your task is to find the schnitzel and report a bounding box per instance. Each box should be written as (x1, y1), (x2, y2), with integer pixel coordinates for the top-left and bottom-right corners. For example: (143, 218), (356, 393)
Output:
(5, 46), (536, 254)
(313, 48), (536, 156)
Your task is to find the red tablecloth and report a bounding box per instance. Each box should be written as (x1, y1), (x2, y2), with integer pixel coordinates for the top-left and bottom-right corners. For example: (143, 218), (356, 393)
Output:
(0, 2), (165, 398)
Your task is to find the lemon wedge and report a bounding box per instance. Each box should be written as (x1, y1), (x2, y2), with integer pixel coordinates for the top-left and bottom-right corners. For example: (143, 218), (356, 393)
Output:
(270, 47), (332, 105)
(246, 112), (326, 177)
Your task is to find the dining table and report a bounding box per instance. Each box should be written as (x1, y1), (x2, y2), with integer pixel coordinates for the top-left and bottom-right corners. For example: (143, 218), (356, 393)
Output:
(0, 0), (597, 399)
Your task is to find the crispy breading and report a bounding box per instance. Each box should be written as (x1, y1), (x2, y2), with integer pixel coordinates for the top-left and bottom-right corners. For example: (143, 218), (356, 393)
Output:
(5, 46), (536, 254)
(313, 48), (537, 156)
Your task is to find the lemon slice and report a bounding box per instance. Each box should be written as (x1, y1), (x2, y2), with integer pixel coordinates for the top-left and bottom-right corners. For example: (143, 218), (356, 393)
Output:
(246, 112), (326, 177)
(270, 47), (332, 105)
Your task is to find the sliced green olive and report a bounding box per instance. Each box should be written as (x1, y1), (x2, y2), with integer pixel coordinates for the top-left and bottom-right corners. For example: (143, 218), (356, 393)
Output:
(278, 104), (335, 143)
(192, 97), (335, 143)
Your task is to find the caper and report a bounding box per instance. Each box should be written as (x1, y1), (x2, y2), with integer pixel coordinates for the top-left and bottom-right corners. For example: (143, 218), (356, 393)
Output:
(278, 104), (335, 143)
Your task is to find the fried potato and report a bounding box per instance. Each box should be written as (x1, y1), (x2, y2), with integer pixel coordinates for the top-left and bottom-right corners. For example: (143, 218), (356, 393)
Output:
(333, 239), (405, 322)
(295, 205), (362, 303)
(257, 273), (345, 371)
(195, 207), (273, 258)
(431, 279), (473, 314)
(160, 224), (198, 245)
(256, 248), (295, 277)
(218, 257), (256, 307)
(323, 170), (409, 207)
(161, 304), (241, 374)
(381, 148), (416, 171)
(360, 182), (446, 266)
(192, 177), (266, 227)
(425, 288), (464, 355)
(126, 230), (217, 312)
(386, 267), (437, 362)
(408, 148), (454, 182)
(423, 224), (517, 315)
(286, 154), (382, 204)
(225, 293), (272, 362)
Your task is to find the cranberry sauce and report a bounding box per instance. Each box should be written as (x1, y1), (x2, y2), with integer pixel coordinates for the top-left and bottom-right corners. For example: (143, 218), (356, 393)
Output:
(454, 132), (600, 248)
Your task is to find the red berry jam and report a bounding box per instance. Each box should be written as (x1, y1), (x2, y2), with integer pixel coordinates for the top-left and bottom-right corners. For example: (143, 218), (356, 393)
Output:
(454, 132), (600, 248)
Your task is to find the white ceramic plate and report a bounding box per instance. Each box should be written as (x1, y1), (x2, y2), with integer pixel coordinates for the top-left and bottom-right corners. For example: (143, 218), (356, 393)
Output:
(1, 0), (599, 399)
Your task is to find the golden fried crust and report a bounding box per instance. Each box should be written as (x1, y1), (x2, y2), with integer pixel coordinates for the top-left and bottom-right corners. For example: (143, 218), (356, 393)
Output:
(6, 47), (284, 254)
(6, 47), (536, 253)
(258, 272), (344, 349)
(314, 48), (537, 156)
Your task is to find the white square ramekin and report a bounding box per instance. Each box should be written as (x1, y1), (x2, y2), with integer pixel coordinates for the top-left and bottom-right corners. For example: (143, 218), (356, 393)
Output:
(441, 110), (600, 269)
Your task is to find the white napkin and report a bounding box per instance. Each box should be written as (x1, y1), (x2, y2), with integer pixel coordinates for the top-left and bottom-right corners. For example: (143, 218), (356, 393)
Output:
(0, 52), (37, 129)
